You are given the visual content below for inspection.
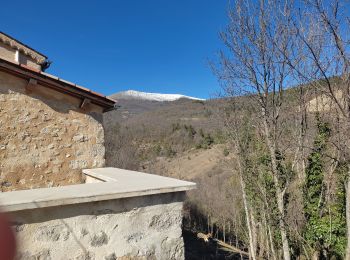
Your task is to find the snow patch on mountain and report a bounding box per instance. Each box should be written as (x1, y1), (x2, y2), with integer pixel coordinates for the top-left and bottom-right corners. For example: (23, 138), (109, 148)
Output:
(110, 90), (205, 102)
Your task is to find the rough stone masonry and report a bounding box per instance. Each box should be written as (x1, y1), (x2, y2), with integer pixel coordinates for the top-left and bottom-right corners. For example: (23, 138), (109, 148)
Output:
(0, 71), (106, 191)
(12, 192), (185, 260)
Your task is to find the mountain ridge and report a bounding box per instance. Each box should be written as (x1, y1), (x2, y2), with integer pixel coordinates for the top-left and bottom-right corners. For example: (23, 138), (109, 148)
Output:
(109, 90), (205, 102)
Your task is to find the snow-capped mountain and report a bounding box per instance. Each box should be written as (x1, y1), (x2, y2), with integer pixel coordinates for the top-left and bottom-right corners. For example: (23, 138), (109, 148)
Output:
(110, 90), (205, 102)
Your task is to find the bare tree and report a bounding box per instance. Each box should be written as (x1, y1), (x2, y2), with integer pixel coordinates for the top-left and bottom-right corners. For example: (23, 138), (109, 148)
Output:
(103, 120), (139, 170)
(286, 0), (350, 257)
(224, 102), (258, 260)
(213, 0), (296, 259)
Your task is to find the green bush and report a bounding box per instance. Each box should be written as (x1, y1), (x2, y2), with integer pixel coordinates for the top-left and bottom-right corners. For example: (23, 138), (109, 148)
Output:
(223, 148), (229, 156)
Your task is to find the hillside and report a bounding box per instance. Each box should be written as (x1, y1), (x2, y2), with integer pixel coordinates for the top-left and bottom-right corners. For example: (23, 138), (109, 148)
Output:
(103, 87), (304, 216)
(103, 96), (242, 258)
(103, 97), (226, 168)
(102, 87), (334, 258)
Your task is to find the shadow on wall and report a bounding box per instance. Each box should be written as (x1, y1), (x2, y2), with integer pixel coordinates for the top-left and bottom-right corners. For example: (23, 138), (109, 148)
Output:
(0, 71), (103, 123)
(10, 192), (186, 225)
(0, 71), (106, 192)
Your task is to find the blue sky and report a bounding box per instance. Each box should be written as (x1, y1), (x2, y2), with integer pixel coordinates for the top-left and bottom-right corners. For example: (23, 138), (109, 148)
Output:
(2, 1), (228, 99)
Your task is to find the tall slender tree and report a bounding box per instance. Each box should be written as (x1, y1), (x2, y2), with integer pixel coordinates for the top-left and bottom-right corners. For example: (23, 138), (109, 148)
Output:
(288, 1), (350, 257)
(214, 1), (296, 259)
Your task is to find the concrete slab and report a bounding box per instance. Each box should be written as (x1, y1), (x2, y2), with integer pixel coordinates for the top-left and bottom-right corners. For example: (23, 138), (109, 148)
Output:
(0, 168), (196, 212)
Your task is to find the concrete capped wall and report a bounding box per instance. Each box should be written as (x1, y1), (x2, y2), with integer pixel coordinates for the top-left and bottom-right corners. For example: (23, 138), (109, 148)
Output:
(0, 71), (105, 191)
(11, 192), (186, 260)
(0, 168), (195, 259)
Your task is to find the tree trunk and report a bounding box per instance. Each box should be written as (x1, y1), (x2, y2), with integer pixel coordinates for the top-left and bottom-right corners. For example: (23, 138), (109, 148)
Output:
(237, 162), (257, 260)
(223, 219), (226, 243)
(236, 234), (243, 260)
(229, 222), (231, 245)
(258, 226), (265, 259)
(262, 187), (277, 260)
(267, 219), (277, 260)
(275, 187), (291, 260)
(345, 172), (350, 260)
(263, 118), (291, 260)
(250, 210), (258, 258)
(311, 250), (320, 260)
(208, 215), (210, 234)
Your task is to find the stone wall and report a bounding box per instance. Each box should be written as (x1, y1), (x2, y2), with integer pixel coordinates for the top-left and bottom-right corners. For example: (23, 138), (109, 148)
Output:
(0, 42), (15, 63)
(0, 32), (47, 68)
(0, 42), (41, 71)
(0, 71), (106, 191)
(18, 54), (42, 71)
(11, 192), (185, 260)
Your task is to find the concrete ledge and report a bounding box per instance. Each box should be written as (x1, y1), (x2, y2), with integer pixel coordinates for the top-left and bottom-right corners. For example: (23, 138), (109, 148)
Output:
(0, 168), (196, 212)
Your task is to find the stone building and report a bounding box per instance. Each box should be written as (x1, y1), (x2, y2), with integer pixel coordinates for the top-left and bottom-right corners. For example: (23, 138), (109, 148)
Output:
(0, 31), (115, 191)
(0, 32), (195, 259)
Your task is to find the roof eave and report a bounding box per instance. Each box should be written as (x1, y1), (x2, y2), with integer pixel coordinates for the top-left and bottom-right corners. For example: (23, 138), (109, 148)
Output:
(0, 31), (47, 60)
(0, 59), (116, 112)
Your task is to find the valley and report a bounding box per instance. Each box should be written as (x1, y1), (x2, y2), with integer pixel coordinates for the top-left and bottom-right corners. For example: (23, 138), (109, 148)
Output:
(103, 93), (242, 258)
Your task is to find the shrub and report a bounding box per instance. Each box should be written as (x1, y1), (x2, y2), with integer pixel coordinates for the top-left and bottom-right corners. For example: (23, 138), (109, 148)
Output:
(223, 148), (229, 157)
